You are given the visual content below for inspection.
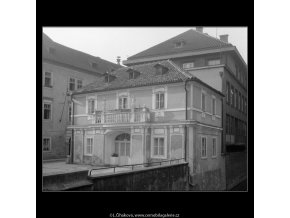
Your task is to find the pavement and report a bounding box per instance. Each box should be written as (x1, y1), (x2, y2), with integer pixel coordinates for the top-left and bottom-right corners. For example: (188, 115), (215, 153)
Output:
(42, 161), (132, 176)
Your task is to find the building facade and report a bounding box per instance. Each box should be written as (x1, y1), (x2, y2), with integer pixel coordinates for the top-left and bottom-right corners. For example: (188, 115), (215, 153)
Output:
(123, 28), (247, 189)
(42, 33), (120, 160)
(123, 28), (248, 153)
(68, 60), (225, 190)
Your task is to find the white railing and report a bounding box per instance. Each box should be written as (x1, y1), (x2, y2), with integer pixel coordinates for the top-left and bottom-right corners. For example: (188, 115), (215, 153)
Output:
(94, 108), (150, 124)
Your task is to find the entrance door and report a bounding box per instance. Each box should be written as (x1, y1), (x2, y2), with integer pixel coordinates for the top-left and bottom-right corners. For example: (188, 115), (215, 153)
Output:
(115, 133), (131, 165)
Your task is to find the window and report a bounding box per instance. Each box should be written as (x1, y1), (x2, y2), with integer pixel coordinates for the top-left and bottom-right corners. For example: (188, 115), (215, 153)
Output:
(69, 78), (75, 91)
(128, 70), (140, 79)
(43, 102), (51, 120)
(201, 137), (207, 158)
(201, 92), (206, 111)
(230, 86), (234, 106)
(85, 137), (93, 155)
(245, 98), (247, 114)
(77, 80), (82, 89)
(155, 92), (165, 109)
(174, 41), (185, 48)
(68, 104), (72, 123)
(153, 137), (165, 157)
(43, 137), (51, 152)
(119, 96), (128, 109)
(91, 62), (98, 69)
(44, 72), (52, 87)
(235, 64), (239, 78)
(241, 96), (244, 113)
(235, 89), (238, 108)
(88, 99), (95, 114)
(226, 82), (230, 103)
(208, 59), (221, 66)
(239, 92), (241, 111)
(183, 62), (194, 69)
(212, 138), (217, 157)
(115, 133), (130, 157)
(212, 97), (216, 115)
(226, 115), (230, 134)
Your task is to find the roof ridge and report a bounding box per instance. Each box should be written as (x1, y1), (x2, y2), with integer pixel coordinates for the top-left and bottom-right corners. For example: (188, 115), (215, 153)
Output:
(191, 28), (232, 46)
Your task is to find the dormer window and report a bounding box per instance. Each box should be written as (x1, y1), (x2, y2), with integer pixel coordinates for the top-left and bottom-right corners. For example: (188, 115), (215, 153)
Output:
(127, 69), (140, 79)
(154, 64), (169, 75)
(91, 62), (98, 69)
(104, 74), (116, 83)
(174, 41), (185, 48)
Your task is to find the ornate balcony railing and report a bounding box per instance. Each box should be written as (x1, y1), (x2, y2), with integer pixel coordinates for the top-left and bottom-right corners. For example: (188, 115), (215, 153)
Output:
(93, 107), (150, 124)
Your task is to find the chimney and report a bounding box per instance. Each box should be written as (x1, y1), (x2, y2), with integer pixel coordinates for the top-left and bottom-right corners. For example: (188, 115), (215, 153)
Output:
(196, 27), (203, 33)
(117, 56), (121, 65)
(219, 34), (229, 43)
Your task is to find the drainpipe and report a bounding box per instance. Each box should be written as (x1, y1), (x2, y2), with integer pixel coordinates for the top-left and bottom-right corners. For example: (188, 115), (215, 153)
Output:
(70, 94), (75, 163)
(185, 79), (196, 188)
(184, 79), (190, 162)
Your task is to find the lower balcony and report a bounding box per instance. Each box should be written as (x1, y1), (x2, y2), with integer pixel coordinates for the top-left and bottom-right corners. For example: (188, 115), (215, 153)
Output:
(92, 107), (151, 124)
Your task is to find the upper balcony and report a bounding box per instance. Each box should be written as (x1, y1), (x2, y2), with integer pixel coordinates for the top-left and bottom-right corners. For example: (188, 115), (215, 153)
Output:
(90, 107), (151, 125)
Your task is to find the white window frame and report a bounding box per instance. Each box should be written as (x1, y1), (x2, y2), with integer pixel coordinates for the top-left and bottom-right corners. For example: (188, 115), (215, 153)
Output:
(212, 96), (216, 115)
(201, 90), (206, 112)
(207, 59), (221, 66)
(43, 137), (51, 152)
(212, 137), (217, 158)
(44, 71), (53, 88)
(152, 137), (166, 158)
(182, 62), (195, 70)
(77, 79), (83, 89)
(116, 91), (130, 110)
(201, 136), (207, 159)
(152, 87), (167, 110)
(43, 100), (52, 120)
(86, 96), (97, 115)
(85, 136), (93, 156)
(69, 77), (76, 91)
(119, 95), (129, 109)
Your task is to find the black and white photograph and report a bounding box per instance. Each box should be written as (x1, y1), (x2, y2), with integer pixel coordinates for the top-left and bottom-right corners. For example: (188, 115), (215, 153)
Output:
(42, 27), (248, 191)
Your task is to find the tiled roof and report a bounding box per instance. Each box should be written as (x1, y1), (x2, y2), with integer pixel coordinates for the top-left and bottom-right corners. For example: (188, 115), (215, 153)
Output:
(42, 33), (121, 75)
(127, 29), (233, 60)
(73, 60), (194, 94)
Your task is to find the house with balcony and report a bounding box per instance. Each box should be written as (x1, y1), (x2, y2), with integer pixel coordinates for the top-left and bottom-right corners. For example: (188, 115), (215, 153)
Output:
(123, 27), (247, 189)
(67, 60), (225, 190)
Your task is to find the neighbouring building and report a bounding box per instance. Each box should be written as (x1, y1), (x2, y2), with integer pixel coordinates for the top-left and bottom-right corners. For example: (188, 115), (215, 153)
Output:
(68, 60), (225, 190)
(123, 28), (248, 189)
(42, 32), (120, 160)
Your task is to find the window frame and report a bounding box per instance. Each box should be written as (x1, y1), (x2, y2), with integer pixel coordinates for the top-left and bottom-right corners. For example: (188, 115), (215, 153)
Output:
(43, 100), (52, 120)
(201, 90), (206, 112)
(44, 71), (53, 88)
(182, 62), (195, 70)
(43, 137), (51, 152)
(207, 59), (221, 66)
(201, 136), (207, 159)
(155, 92), (165, 110)
(69, 78), (76, 91)
(77, 79), (83, 89)
(152, 87), (167, 110)
(226, 82), (230, 104)
(212, 96), (216, 115)
(212, 137), (217, 158)
(85, 137), (93, 156)
(119, 95), (128, 109)
(152, 137), (166, 158)
(86, 96), (97, 115)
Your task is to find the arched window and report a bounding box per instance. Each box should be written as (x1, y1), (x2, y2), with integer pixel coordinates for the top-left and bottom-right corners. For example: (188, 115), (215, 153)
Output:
(115, 133), (130, 157)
